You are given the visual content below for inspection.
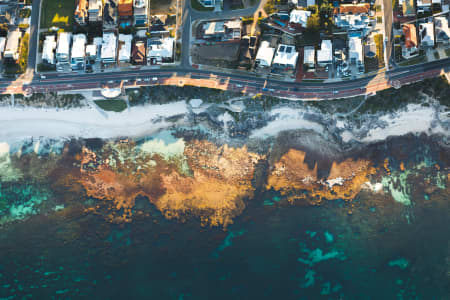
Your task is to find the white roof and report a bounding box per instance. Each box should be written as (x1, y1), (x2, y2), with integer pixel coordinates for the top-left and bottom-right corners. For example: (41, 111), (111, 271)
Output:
(101, 32), (117, 60)
(348, 37), (363, 63)
(5, 30), (21, 54)
(86, 44), (97, 56)
(118, 34), (132, 62)
(419, 22), (435, 46)
(0, 37), (6, 54)
(289, 9), (311, 27)
(204, 21), (225, 35)
(42, 35), (56, 63)
(148, 37), (174, 59)
(225, 19), (241, 29)
(317, 40), (332, 63)
(303, 46), (315, 64)
(255, 41), (275, 67)
(71, 34), (86, 59)
(57, 32), (72, 56)
(273, 44), (299, 67)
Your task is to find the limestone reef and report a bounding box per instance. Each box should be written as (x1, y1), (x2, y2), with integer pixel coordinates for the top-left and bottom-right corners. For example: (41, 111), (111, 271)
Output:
(266, 149), (376, 208)
(75, 140), (262, 227)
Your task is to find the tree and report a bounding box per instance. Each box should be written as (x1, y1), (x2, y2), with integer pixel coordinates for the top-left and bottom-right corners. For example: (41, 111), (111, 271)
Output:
(306, 13), (320, 32)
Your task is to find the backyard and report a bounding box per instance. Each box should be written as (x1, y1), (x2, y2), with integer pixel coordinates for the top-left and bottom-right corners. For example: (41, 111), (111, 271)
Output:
(40, 0), (75, 30)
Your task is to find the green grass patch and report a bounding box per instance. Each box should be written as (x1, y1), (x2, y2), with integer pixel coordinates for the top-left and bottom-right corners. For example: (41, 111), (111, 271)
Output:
(191, 0), (214, 11)
(398, 55), (425, 66)
(40, 0), (75, 30)
(94, 100), (128, 112)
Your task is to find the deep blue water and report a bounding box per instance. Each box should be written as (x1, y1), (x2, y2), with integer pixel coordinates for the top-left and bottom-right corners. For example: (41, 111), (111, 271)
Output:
(0, 187), (448, 300)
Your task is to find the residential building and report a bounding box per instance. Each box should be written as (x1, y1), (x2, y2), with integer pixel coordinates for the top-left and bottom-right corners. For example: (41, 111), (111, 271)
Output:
(0, 37), (6, 59)
(85, 43), (97, 69)
(198, 0), (222, 8)
(71, 34), (87, 70)
(364, 34), (377, 58)
(417, 0), (432, 13)
(303, 46), (315, 69)
(118, 0), (133, 18)
(101, 32), (117, 64)
(272, 44), (299, 70)
(289, 9), (310, 29)
(75, 0), (88, 25)
(88, 0), (103, 22)
(134, 0), (149, 26)
(419, 22), (435, 47)
(56, 32), (72, 71)
(42, 35), (56, 64)
(4, 29), (21, 62)
(334, 4), (372, 35)
(104, 0), (118, 29)
(435, 16), (450, 44)
(402, 0), (416, 16)
(132, 40), (146, 64)
(93, 37), (103, 62)
(348, 37), (364, 72)
(203, 19), (242, 41)
(255, 41), (275, 68)
(317, 40), (332, 67)
(402, 24), (418, 58)
(147, 37), (174, 64)
(118, 34), (132, 63)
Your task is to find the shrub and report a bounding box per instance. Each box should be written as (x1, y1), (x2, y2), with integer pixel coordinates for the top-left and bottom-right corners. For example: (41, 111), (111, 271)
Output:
(19, 8), (31, 18)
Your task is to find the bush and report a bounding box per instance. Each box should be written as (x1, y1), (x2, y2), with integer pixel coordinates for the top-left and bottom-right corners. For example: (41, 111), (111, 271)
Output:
(377, 16), (383, 23)
(19, 8), (31, 18)
(19, 24), (30, 30)
(18, 33), (29, 73)
(374, 33), (385, 67)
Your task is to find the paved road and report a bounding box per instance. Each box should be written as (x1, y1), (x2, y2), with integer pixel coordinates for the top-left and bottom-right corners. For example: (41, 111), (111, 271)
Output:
(383, 0), (393, 69)
(1, 57), (448, 99)
(27, 0), (41, 74)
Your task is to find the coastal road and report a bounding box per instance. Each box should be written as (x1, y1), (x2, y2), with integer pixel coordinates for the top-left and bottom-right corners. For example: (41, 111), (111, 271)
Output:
(1, 57), (448, 100)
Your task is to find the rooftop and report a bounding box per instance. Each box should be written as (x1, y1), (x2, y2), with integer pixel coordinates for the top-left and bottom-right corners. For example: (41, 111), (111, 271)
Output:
(118, 34), (132, 62)
(317, 40), (332, 63)
(273, 44), (299, 67)
(57, 32), (72, 55)
(101, 32), (117, 60)
(303, 46), (315, 64)
(403, 24), (417, 49)
(71, 34), (87, 59)
(289, 9), (311, 28)
(255, 40), (275, 67)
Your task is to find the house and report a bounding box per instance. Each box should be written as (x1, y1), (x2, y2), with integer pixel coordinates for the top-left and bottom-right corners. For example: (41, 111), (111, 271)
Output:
(134, 0), (149, 26)
(402, 24), (418, 58)
(364, 35), (377, 58)
(75, 0), (88, 25)
(419, 22), (435, 47)
(101, 32), (117, 64)
(88, 0), (103, 22)
(272, 44), (299, 70)
(93, 36), (103, 62)
(85, 43), (97, 69)
(198, 0), (222, 8)
(435, 16), (450, 44)
(417, 0), (432, 13)
(0, 37), (5, 59)
(255, 41), (275, 68)
(333, 4), (372, 35)
(71, 34), (87, 70)
(303, 46), (315, 69)
(290, 0), (316, 8)
(289, 9), (310, 29)
(317, 40), (332, 67)
(348, 37), (363, 70)
(203, 19), (242, 41)
(402, 0), (416, 16)
(118, 0), (133, 18)
(150, 15), (170, 36)
(104, 0), (118, 29)
(42, 35), (56, 64)
(132, 40), (146, 64)
(118, 34), (132, 63)
(147, 37), (174, 64)
(4, 29), (21, 62)
(56, 32), (72, 71)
